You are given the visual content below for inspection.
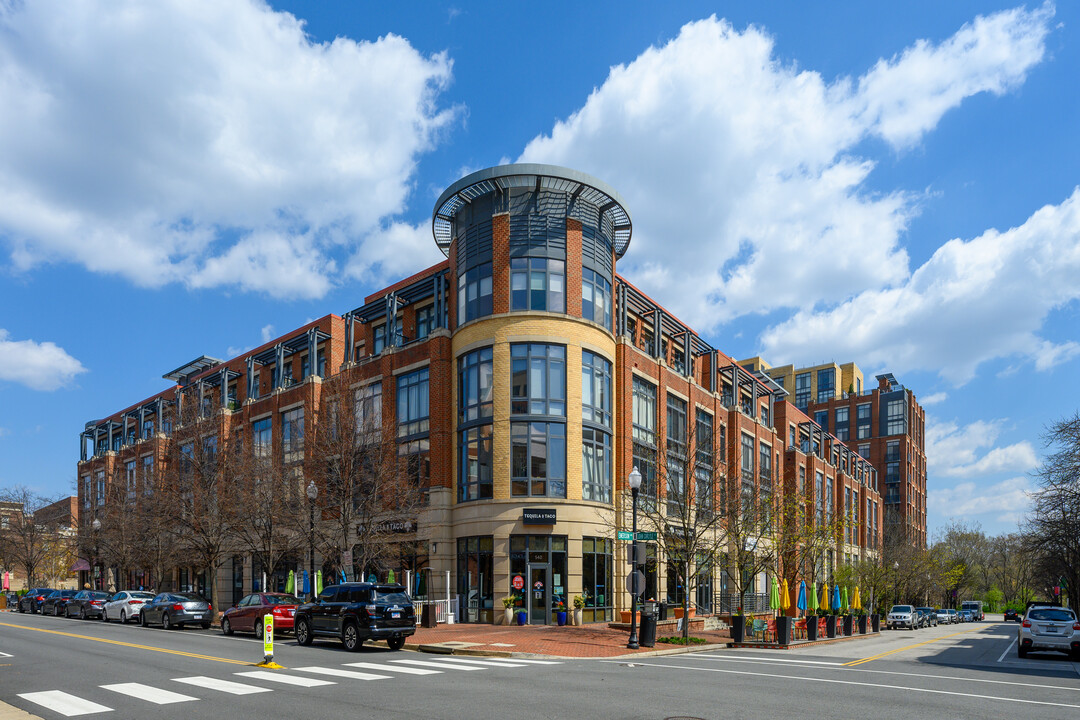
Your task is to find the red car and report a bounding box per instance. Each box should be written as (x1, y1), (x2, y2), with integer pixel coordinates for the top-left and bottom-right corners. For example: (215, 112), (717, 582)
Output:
(221, 593), (300, 639)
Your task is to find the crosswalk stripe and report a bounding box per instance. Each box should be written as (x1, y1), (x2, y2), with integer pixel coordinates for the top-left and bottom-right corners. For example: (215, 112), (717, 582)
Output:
(173, 676), (271, 695)
(100, 683), (197, 705)
(17, 690), (112, 716)
(429, 657), (530, 667)
(293, 666), (391, 681)
(391, 659), (482, 671)
(235, 671), (336, 687)
(343, 661), (442, 675)
(477, 658), (562, 665)
(0, 651), (13, 657)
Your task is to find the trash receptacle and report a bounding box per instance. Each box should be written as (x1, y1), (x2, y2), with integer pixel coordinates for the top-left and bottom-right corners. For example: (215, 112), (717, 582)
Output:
(640, 600), (657, 648)
(421, 603), (438, 628)
(658, 601), (668, 621)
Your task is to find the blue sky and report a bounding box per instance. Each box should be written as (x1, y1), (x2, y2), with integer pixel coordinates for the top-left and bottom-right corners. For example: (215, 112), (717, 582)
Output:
(1, 1), (1077, 538)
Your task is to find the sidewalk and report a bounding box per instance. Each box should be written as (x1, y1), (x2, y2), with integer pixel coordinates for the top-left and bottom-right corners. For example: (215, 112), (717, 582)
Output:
(398, 621), (734, 658)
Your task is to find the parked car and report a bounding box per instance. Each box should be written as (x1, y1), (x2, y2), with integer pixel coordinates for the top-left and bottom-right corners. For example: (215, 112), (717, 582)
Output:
(222, 593), (301, 639)
(1018, 605), (1080, 660)
(887, 604), (917, 630)
(959, 609), (975, 622)
(935, 608), (951, 625)
(66, 590), (111, 619)
(1004, 608), (1021, 622)
(103, 591), (156, 623)
(917, 607), (938, 628)
(17, 588), (55, 614)
(140, 592), (212, 630)
(295, 582), (415, 651)
(40, 589), (78, 616)
(946, 609), (960, 624)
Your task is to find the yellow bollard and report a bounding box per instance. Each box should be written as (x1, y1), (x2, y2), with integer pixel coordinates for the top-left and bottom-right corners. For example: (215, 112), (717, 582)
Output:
(256, 613), (284, 669)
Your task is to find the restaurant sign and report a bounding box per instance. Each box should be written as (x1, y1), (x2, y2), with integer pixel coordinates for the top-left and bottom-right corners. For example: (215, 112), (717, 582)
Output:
(356, 519), (416, 535)
(522, 508), (557, 525)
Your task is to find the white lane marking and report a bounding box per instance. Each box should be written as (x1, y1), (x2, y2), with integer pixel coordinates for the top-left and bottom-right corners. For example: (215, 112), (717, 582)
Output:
(343, 662), (442, 675)
(17, 691), (112, 716)
(701, 654), (846, 666)
(235, 671), (336, 687)
(391, 658), (482, 671)
(172, 676), (271, 695)
(601, 660), (1080, 709)
(101, 683), (197, 705)
(476, 657), (562, 664)
(997, 637), (1018, 663)
(0, 651), (13, 657)
(293, 666), (390, 681)
(426, 657), (531, 668)
(688, 654), (1080, 692)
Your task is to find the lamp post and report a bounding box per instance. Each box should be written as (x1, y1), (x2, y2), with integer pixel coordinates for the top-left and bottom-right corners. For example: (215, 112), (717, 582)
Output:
(925, 573), (931, 607)
(306, 480), (318, 600)
(627, 467), (642, 650)
(91, 519), (101, 590)
(893, 561), (899, 606)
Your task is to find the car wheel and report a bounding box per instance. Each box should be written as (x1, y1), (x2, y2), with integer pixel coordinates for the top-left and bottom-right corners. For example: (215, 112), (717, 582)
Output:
(162, 613), (172, 630)
(222, 618), (233, 636)
(141, 611), (148, 627)
(54, 605), (61, 617)
(296, 618), (313, 646)
(254, 620), (264, 641)
(341, 621), (362, 652)
(119, 610), (126, 624)
(387, 637), (405, 651)
(79, 607), (86, 620)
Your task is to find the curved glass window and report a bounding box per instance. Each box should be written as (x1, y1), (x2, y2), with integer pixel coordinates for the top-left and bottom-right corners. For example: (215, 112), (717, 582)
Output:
(511, 344), (565, 416)
(511, 421), (566, 498)
(582, 268), (611, 328)
(459, 347), (493, 423)
(582, 427), (611, 502)
(581, 351), (612, 429)
(459, 425), (493, 501)
(458, 262), (493, 324)
(511, 258), (565, 313)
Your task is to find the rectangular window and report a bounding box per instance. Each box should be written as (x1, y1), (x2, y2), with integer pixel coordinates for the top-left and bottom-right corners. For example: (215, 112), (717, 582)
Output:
(758, 442), (772, 490)
(696, 412), (714, 518)
(82, 475), (91, 508)
(717, 423), (726, 463)
(858, 443), (870, 459)
(141, 455), (154, 495)
(794, 372), (810, 409)
(582, 427), (612, 503)
(510, 257), (565, 312)
(633, 442), (657, 506)
(373, 324), (387, 354)
(95, 470), (105, 506)
(126, 461), (137, 501)
(740, 434), (755, 486)
(252, 417), (272, 458)
(398, 438), (430, 493)
(456, 536), (494, 624)
(885, 398), (906, 436)
(511, 421), (566, 498)
(355, 382), (383, 443)
(666, 395), (687, 512)
(814, 410), (829, 433)
(581, 351), (612, 429)
(511, 343), (566, 416)
(581, 268), (612, 327)
(415, 304), (436, 340)
(397, 368), (430, 438)
(458, 261), (493, 323)
(631, 376), (656, 444)
(815, 471), (824, 524)
(816, 368), (835, 403)
(856, 403), (872, 439)
(581, 538), (613, 622)
(459, 348), (494, 423)
(459, 425), (493, 501)
(282, 408), (304, 458)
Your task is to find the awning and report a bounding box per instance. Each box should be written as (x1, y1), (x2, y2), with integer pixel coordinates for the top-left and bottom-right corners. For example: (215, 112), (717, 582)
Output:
(72, 558), (91, 572)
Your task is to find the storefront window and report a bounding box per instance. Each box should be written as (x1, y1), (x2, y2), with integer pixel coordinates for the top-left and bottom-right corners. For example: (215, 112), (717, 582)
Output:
(456, 536), (493, 624)
(509, 535), (568, 625)
(582, 537), (613, 622)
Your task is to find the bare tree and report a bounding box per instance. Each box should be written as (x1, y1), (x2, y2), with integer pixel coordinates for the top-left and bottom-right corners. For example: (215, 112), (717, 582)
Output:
(0, 486), (66, 587)
(1025, 412), (1080, 615)
(96, 462), (144, 591)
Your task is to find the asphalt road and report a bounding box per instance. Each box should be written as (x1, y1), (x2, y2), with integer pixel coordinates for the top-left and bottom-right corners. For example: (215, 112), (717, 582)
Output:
(2, 611), (1078, 719)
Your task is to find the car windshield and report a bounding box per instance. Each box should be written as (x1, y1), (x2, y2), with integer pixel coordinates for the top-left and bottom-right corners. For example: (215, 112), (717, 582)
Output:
(265, 595), (301, 606)
(1029, 609), (1076, 622)
(177, 593), (207, 602)
(129, 592), (154, 599)
(373, 587), (411, 604)
(88, 591), (110, 600)
(59, 590), (77, 597)
(917, 607), (934, 613)
(891, 605), (913, 613)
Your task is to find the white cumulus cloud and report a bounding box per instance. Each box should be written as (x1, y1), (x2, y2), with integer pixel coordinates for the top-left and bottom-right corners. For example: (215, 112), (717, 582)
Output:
(0, 0), (456, 298)
(518, 5), (1054, 332)
(929, 476), (1030, 524)
(0, 329), (86, 390)
(926, 418), (1038, 479)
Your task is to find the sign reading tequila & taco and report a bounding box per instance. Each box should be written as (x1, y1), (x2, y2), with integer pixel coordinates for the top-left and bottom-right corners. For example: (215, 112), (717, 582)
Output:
(356, 519), (416, 535)
(522, 508), (556, 525)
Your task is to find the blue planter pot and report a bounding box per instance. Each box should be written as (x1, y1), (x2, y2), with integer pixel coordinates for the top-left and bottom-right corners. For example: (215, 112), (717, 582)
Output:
(557, 611), (567, 626)
(516, 611), (527, 626)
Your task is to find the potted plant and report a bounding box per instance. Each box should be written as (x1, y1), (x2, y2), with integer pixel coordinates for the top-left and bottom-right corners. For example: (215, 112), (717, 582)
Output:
(806, 612), (819, 641)
(730, 607), (745, 643)
(857, 609), (868, 635)
(776, 614), (792, 645)
(555, 601), (567, 626)
(871, 610), (881, 633)
(502, 595), (517, 626)
(572, 595), (586, 626)
(843, 612), (854, 636)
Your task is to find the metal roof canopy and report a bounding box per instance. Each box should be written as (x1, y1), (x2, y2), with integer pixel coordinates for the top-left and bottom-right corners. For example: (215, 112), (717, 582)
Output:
(162, 356), (223, 384)
(432, 164), (633, 259)
(348, 269), (448, 324)
(620, 281), (713, 357)
(251, 329), (331, 365)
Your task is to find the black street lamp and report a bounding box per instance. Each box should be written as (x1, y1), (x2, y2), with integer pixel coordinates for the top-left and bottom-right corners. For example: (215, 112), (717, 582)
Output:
(91, 518), (101, 590)
(627, 466), (642, 650)
(893, 561), (900, 606)
(306, 480), (318, 600)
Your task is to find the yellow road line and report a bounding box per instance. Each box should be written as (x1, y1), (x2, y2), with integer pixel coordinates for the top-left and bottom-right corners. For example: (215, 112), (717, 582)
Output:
(0, 622), (259, 666)
(844, 626), (984, 666)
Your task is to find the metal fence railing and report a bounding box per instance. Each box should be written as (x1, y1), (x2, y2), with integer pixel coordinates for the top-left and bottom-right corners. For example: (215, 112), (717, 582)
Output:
(714, 592), (770, 614)
(413, 599), (452, 625)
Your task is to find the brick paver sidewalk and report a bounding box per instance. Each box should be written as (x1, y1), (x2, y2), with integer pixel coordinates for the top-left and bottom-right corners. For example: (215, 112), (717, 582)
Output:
(404, 622), (733, 657)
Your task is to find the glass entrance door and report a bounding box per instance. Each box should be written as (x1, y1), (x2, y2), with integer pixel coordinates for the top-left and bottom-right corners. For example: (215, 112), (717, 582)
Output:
(528, 564), (549, 625)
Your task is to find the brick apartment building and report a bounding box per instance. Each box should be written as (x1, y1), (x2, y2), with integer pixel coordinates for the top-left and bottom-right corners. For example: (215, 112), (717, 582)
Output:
(77, 164), (883, 623)
(743, 359), (927, 549)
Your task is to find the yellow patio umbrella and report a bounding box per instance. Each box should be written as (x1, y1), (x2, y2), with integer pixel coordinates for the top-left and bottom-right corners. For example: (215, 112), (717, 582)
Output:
(819, 582), (829, 611)
(852, 586), (862, 611)
(780, 579), (791, 612)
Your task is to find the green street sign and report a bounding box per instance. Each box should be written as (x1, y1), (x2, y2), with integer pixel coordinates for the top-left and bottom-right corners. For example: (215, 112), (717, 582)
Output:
(617, 531), (633, 541)
(635, 531), (658, 541)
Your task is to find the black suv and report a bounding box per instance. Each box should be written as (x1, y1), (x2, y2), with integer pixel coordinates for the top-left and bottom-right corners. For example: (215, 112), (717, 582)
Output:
(295, 583), (415, 652)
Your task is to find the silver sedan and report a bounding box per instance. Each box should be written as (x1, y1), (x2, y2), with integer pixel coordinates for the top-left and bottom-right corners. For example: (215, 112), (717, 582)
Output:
(102, 591), (156, 624)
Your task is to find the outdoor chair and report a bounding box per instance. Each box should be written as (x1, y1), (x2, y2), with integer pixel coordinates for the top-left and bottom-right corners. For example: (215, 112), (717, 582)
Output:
(793, 618), (807, 640)
(749, 618), (768, 641)
(766, 617), (776, 643)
